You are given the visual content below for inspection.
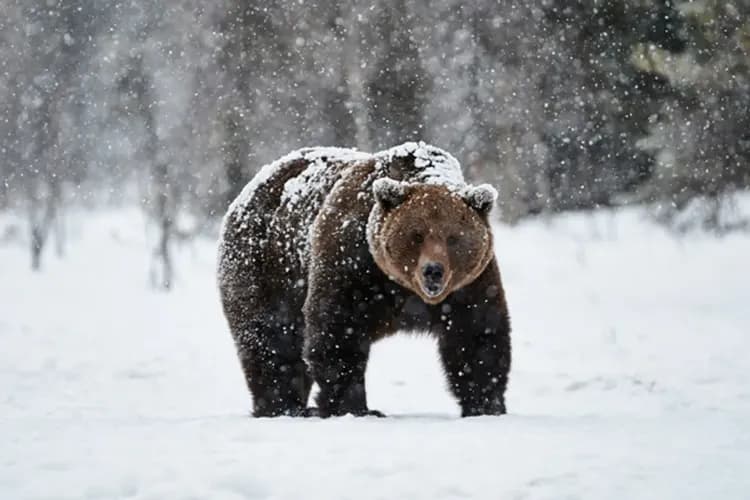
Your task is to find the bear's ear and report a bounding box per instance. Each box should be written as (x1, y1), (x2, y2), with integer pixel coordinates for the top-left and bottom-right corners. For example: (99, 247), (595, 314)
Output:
(373, 178), (409, 210)
(462, 184), (498, 215)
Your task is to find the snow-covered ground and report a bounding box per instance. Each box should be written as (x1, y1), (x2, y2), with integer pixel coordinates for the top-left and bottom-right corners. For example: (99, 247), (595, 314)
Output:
(1, 205), (749, 500)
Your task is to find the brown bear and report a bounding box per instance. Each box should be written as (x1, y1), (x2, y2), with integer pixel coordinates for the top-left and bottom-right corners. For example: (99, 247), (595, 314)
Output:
(218, 141), (511, 417)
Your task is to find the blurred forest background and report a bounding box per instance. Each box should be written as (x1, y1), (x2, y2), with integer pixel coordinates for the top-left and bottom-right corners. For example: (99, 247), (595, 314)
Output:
(1, 0), (749, 278)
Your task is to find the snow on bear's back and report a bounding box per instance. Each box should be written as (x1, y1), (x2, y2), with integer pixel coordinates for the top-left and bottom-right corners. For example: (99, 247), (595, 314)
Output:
(226, 149), (363, 213)
(376, 141), (466, 190)
(280, 147), (372, 208)
(220, 147), (371, 236)
(220, 142), (466, 238)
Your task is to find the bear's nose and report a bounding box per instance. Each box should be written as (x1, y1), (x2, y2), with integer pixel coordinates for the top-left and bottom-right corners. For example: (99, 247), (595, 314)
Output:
(421, 262), (445, 295)
(422, 262), (444, 281)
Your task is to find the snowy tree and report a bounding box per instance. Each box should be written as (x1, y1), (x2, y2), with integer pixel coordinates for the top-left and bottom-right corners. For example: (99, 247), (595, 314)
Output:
(0, 1), (25, 209)
(636, 0), (750, 231)
(4, 0), (111, 268)
(364, 0), (429, 147)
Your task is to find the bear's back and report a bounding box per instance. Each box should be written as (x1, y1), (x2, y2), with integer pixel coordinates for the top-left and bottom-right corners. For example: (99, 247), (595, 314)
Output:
(223, 147), (370, 227)
(218, 147), (373, 293)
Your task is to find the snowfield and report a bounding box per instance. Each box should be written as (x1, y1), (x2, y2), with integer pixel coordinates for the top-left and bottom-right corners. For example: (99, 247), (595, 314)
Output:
(1, 205), (749, 500)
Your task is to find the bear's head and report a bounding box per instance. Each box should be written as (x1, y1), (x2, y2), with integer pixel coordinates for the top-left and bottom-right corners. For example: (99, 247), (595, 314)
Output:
(368, 179), (497, 305)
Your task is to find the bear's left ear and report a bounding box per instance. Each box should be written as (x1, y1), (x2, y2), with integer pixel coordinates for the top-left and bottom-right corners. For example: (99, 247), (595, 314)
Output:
(373, 178), (409, 210)
(462, 184), (498, 215)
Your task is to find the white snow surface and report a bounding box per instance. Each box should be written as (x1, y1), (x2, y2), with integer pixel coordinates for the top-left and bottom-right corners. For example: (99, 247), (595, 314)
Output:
(2, 205), (750, 500)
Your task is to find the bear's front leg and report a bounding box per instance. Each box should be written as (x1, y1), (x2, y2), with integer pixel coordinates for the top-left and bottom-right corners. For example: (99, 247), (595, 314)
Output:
(437, 262), (511, 417)
(439, 324), (510, 417)
(303, 288), (384, 418)
(303, 176), (387, 417)
(304, 319), (383, 417)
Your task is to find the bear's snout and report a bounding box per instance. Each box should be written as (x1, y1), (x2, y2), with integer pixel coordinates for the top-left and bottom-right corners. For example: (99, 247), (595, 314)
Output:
(421, 261), (445, 297)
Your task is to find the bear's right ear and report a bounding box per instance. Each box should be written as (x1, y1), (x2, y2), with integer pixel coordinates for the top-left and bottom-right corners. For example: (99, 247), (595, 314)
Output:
(461, 184), (498, 215)
(373, 178), (409, 210)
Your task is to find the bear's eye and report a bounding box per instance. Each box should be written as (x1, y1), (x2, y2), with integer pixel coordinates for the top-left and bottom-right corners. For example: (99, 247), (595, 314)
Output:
(412, 231), (424, 244)
(447, 235), (459, 247)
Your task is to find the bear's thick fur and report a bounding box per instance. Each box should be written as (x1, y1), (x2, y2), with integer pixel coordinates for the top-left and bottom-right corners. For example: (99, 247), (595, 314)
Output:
(218, 142), (511, 417)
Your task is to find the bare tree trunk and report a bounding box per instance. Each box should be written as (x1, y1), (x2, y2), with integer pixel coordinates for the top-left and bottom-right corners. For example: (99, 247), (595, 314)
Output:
(28, 174), (58, 271)
(152, 162), (173, 290)
(342, 2), (371, 151)
(29, 195), (44, 271)
(53, 208), (65, 257)
(48, 174), (64, 258)
(223, 109), (246, 206)
(0, 175), (7, 209)
(119, 54), (176, 291)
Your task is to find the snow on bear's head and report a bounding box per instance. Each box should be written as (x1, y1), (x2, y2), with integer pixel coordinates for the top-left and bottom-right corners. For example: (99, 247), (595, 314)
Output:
(368, 178), (497, 305)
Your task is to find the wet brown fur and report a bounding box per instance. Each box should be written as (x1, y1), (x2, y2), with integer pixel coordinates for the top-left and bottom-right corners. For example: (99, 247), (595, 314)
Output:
(218, 148), (511, 418)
